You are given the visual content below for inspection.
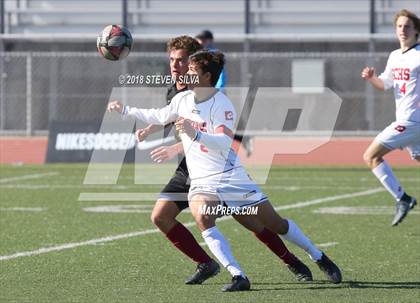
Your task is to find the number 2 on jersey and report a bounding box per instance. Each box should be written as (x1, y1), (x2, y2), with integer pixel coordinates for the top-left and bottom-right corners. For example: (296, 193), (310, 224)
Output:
(200, 144), (208, 153)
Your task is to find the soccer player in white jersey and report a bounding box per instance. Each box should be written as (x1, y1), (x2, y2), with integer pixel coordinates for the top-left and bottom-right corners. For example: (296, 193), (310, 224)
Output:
(108, 50), (342, 290)
(361, 9), (419, 226)
(138, 36), (314, 286)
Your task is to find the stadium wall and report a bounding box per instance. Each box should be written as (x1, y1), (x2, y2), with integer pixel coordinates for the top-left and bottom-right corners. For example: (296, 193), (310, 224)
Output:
(0, 136), (47, 164)
(0, 136), (415, 166)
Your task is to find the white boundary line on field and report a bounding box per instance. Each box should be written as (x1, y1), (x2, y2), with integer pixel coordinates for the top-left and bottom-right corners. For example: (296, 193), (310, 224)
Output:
(0, 172), (58, 184)
(0, 207), (44, 212)
(0, 184), (378, 191)
(0, 187), (385, 261)
(313, 206), (420, 215)
(317, 242), (339, 248)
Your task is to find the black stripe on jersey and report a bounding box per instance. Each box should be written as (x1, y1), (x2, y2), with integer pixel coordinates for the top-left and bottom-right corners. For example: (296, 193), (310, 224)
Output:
(402, 43), (419, 54)
(222, 197), (269, 208)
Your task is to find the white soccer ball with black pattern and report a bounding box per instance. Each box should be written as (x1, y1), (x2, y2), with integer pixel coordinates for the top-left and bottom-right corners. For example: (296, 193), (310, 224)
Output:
(97, 25), (133, 61)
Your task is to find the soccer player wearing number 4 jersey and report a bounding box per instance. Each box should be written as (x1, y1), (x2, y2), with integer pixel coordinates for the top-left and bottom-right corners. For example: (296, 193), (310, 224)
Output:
(361, 9), (419, 226)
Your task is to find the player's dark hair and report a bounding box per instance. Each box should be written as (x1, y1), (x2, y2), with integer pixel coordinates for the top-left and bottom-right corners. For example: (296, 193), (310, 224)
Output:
(167, 35), (203, 56)
(189, 50), (225, 86)
(394, 9), (420, 39)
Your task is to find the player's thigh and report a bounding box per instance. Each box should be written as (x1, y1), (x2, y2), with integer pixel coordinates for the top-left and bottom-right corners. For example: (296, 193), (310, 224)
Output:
(188, 194), (219, 214)
(153, 170), (189, 221)
(152, 199), (182, 220)
(371, 121), (419, 158)
(189, 194), (219, 230)
(254, 201), (288, 234)
(233, 214), (264, 234)
(364, 140), (391, 161)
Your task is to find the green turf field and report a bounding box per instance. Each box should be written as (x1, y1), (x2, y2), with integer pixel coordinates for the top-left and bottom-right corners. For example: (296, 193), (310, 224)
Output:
(0, 164), (419, 302)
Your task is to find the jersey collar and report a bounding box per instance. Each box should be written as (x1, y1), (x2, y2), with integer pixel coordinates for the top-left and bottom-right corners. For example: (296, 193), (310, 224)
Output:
(402, 43), (418, 54)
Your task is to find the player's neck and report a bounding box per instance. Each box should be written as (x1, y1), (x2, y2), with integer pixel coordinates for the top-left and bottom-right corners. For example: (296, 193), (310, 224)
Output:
(193, 87), (217, 103)
(176, 82), (187, 91)
(400, 39), (417, 52)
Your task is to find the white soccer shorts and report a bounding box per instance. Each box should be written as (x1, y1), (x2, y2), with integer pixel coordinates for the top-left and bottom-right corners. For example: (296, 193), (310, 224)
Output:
(188, 167), (268, 209)
(375, 120), (420, 159)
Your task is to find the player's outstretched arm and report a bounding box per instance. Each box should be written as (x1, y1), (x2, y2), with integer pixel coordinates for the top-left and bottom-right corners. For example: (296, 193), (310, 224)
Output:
(361, 67), (385, 91)
(107, 100), (178, 125)
(135, 124), (164, 142)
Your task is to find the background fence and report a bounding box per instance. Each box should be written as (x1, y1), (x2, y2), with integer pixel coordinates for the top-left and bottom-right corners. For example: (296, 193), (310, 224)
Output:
(1, 0), (418, 136)
(0, 47), (394, 135)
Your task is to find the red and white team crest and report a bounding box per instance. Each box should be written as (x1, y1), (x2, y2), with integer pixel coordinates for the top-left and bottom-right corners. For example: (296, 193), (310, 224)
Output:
(225, 111), (233, 120)
(394, 125), (406, 132)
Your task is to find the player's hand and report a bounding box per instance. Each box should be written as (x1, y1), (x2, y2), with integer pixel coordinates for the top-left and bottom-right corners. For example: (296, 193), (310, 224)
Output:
(135, 128), (149, 142)
(150, 145), (178, 163)
(175, 118), (197, 140)
(107, 100), (124, 113)
(361, 67), (376, 80)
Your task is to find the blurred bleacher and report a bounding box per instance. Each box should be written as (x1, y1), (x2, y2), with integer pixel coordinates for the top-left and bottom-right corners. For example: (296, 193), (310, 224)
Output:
(3, 0), (420, 35)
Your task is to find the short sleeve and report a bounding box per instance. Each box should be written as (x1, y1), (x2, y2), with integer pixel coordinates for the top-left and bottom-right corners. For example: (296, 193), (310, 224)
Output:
(378, 53), (394, 90)
(211, 95), (236, 131)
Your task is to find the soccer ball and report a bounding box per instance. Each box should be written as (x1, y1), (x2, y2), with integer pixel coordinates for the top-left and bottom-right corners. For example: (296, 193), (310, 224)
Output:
(97, 25), (133, 61)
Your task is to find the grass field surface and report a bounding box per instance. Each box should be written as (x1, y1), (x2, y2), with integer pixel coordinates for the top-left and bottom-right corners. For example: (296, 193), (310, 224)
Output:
(0, 164), (419, 302)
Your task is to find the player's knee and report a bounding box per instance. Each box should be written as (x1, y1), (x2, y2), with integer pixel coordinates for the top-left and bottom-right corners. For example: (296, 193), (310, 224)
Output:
(363, 150), (373, 167)
(150, 211), (162, 227)
(150, 208), (171, 228)
(194, 214), (216, 231)
(363, 150), (380, 169)
(266, 218), (288, 235)
(151, 199), (180, 228)
(277, 218), (289, 235)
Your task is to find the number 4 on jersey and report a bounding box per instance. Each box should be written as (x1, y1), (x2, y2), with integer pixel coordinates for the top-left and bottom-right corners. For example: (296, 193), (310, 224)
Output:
(400, 82), (407, 95)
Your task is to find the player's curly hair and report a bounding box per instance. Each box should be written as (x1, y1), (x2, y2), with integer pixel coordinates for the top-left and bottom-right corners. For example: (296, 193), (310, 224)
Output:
(189, 50), (225, 86)
(394, 9), (420, 39)
(167, 35), (203, 55)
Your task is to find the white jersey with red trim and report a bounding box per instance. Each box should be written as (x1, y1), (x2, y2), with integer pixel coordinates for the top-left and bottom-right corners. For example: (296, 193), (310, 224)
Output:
(125, 90), (243, 184)
(378, 44), (420, 122)
(177, 90), (241, 184)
